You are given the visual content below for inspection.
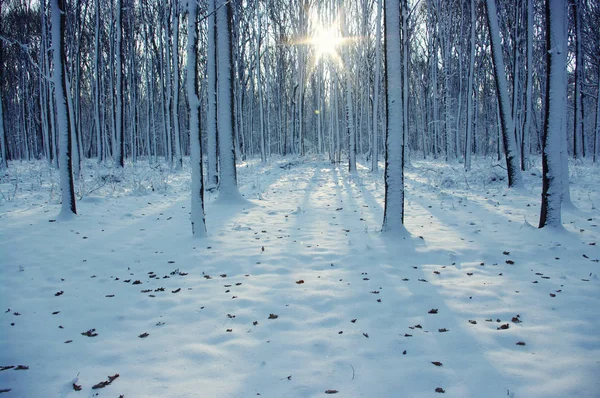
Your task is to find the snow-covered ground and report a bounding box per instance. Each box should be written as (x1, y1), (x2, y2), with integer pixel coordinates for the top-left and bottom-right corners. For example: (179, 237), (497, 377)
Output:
(1, 156), (599, 398)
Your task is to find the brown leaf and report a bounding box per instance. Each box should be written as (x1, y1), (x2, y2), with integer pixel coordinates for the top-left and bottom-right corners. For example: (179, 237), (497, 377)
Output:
(468, 320), (477, 325)
(431, 362), (443, 367)
(438, 328), (449, 333)
(506, 260), (515, 265)
(363, 332), (369, 338)
(92, 381), (110, 390)
(296, 280), (305, 284)
(428, 309), (438, 314)
(516, 341), (526, 346)
(268, 314), (278, 319)
(549, 293), (556, 297)
(325, 390), (339, 394)
(72, 383), (82, 391)
(81, 329), (98, 337)
(138, 332), (149, 338)
(435, 387), (445, 393)
(497, 323), (510, 330)
(14, 365), (28, 370)
(172, 288), (181, 293)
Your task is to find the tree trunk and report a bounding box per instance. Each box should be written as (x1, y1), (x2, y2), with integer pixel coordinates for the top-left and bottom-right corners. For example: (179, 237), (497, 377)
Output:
(571, 0), (583, 159)
(341, 10), (356, 173)
(522, 0), (533, 170)
(465, 0), (475, 171)
(52, 0), (77, 218)
(207, 0), (219, 188)
(539, 0), (567, 228)
(187, 0), (206, 237)
(382, 0), (407, 235)
(216, 0), (242, 202)
(172, 0), (182, 169)
(116, 0), (125, 167)
(484, 0), (524, 188)
(371, 0), (382, 172)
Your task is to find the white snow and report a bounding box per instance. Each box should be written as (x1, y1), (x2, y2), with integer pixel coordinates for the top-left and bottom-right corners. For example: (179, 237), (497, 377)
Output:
(1, 156), (599, 397)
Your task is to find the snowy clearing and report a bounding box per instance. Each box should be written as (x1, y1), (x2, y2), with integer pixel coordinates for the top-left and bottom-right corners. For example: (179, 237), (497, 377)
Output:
(1, 157), (599, 398)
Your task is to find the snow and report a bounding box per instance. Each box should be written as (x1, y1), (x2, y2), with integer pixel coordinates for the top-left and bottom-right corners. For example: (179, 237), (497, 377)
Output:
(1, 156), (599, 397)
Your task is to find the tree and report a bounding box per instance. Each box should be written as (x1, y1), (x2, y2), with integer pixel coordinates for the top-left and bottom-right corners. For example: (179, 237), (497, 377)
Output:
(172, 0), (183, 169)
(484, 0), (524, 188)
(382, 0), (407, 235)
(539, 0), (567, 228)
(206, 0), (219, 188)
(571, 0), (584, 159)
(51, 0), (77, 218)
(115, 0), (125, 167)
(215, 0), (242, 202)
(341, 8), (356, 173)
(372, 0), (383, 173)
(187, 0), (207, 237)
(464, 0), (476, 171)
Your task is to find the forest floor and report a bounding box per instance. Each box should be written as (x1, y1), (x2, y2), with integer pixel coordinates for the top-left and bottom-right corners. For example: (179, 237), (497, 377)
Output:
(1, 156), (599, 398)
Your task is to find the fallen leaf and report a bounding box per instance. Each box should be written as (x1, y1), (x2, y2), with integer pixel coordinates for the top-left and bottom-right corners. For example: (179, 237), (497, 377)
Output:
(363, 333), (369, 338)
(435, 387), (445, 393)
(497, 323), (510, 330)
(468, 320), (477, 325)
(81, 329), (98, 337)
(55, 291), (64, 297)
(431, 362), (443, 367)
(295, 280), (305, 284)
(72, 383), (82, 391)
(428, 309), (438, 314)
(138, 332), (149, 338)
(516, 341), (526, 346)
(325, 390), (339, 394)
(438, 328), (449, 333)
(268, 314), (278, 319)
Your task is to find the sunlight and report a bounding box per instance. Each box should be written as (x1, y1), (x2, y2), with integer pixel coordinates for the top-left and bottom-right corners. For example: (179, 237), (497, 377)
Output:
(310, 25), (342, 63)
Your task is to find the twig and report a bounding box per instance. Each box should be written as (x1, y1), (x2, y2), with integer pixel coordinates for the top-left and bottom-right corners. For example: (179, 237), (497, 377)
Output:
(350, 364), (355, 380)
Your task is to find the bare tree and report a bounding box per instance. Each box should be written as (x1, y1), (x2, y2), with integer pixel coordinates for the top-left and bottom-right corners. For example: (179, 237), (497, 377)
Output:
(51, 0), (77, 217)
(539, 0), (568, 228)
(382, 0), (407, 235)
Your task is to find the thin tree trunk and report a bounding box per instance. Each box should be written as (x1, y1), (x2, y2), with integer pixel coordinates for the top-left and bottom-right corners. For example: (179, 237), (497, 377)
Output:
(522, 0), (532, 170)
(187, 0), (206, 236)
(371, 0), (381, 172)
(341, 9), (356, 173)
(485, 0), (524, 188)
(171, 0), (182, 169)
(207, 0), (219, 187)
(465, 0), (475, 171)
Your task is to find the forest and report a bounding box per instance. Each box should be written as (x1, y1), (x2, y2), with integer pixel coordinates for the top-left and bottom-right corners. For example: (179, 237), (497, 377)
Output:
(1, 0), (600, 397)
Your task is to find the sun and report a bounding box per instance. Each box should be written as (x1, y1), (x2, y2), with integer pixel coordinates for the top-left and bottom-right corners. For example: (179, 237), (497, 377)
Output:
(310, 24), (342, 63)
